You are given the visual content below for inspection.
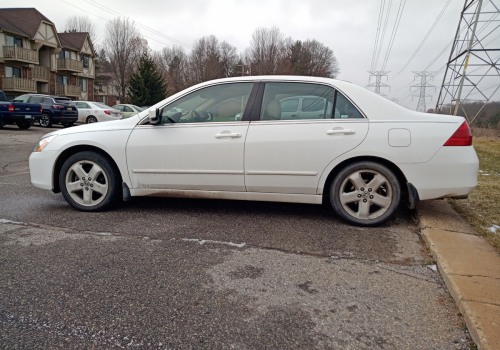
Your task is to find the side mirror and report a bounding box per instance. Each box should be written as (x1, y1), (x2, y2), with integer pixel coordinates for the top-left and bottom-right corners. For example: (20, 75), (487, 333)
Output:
(148, 108), (161, 125)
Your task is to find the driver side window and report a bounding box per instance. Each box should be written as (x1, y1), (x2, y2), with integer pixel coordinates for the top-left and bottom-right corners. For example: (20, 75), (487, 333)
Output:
(159, 83), (253, 124)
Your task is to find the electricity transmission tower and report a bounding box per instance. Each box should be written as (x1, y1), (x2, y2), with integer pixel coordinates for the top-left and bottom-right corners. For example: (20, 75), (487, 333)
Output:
(367, 71), (391, 96)
(411, 71), (437, 112)
(435, 0), (500, 123)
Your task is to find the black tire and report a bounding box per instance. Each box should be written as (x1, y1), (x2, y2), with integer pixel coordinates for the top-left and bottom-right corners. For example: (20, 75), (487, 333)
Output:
(39, 113), (52, 128)
(16, 120), (32, 129)
(330, 162), (401, 226)
(86, 116), (98, 124)
(59, 151), (120, 211)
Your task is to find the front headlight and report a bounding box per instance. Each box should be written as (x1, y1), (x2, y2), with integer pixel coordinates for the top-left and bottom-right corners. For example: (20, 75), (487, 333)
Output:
(34, 135), (58, 152)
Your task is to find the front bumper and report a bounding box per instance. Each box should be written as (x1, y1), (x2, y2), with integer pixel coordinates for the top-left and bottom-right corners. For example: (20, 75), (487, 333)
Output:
(29, 150), (60, 191)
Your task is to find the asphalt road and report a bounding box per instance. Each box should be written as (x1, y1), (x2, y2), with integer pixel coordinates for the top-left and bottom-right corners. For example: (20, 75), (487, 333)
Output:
(0, 125), (472, 349)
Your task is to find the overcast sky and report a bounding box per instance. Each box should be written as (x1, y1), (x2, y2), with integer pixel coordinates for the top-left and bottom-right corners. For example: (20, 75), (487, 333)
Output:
(5, 0), (499, 109)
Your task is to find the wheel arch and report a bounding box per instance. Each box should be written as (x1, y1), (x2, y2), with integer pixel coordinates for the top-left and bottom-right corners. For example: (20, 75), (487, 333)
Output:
(52, 145), (123, 193)
(322, 156), (409, 205)
(86, 115), (97, 123)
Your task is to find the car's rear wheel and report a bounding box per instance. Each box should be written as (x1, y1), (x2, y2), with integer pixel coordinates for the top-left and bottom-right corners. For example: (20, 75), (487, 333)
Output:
(330, 162), (401, 226)
(39, 113), (52, 128)
(86, 116), (98, 123)
(16, 120), (32, 129)
(59, 151), (120, 211)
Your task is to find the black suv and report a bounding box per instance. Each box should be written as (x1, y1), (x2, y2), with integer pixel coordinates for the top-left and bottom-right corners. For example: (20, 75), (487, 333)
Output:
(13, 94), (78, 128)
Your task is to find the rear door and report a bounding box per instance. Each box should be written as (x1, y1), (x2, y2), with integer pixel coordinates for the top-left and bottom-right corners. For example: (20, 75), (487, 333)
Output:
(244, 81), (369, 195)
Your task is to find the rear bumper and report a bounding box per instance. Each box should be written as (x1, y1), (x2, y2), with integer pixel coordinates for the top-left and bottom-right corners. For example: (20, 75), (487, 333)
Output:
(47, 110), (78, 124)
(1, 113), (38, 124)
(400, 146), (479, 201)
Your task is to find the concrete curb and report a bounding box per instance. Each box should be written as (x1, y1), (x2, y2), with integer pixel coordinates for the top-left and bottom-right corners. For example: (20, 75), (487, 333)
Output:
(418, 200), (500, 350)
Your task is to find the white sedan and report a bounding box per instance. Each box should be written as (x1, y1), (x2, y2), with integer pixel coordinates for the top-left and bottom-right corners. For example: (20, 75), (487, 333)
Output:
(74, 101), (122, 124)
(29, 76), (478, 226)
(112, 104), (144, 119)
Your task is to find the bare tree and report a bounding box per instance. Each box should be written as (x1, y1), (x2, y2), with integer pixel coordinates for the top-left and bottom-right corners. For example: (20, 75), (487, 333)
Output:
(280, 39), (340, 78)
(156, 46), (190, 96)
(219, 41), (239, 78)
(184, 35), (239, 85)
(248, 27), (285, 75)
(64, 16), (98, 44)
(103, 18), (147, 101)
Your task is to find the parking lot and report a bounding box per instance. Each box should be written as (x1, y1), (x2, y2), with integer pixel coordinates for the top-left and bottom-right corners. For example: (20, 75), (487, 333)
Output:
(0, 126), (471, 349)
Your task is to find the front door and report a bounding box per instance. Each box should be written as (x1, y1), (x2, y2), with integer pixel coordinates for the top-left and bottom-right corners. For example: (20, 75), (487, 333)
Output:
(126, 82), (255, 192)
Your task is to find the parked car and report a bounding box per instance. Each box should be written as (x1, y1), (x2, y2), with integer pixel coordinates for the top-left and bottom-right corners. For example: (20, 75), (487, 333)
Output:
(112, 104), (143, 119)
(0, 90), (42, 129)
(29, 76), (479, 226)
(13, 94), (78, 128)
(74, 101), (122, 124)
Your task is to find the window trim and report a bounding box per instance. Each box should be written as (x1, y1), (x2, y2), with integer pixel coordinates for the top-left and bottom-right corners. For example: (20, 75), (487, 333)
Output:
(255, 81), (367, 121)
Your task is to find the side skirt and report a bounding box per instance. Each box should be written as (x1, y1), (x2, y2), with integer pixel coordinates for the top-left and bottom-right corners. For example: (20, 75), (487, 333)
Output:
(129, 188), (323, 205)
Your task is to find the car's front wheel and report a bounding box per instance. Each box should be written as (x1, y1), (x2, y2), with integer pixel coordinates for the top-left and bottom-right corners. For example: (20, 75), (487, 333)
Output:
(59, 151), (120, 211)
(330, 162), (401, 226)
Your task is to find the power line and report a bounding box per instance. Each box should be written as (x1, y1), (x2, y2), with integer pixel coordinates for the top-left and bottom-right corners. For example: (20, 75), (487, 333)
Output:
(395, 0), (452, 76)
(373, 0), (392, 71)
(84, 0), (193, 49)
(60, 0), (193, 50)
(381, 0), (407, 72)
(370, 0), (386, 71)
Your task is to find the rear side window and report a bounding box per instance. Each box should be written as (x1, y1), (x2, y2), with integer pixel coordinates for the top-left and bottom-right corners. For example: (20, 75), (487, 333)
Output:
(260, 82), (365, 121)
(333, 92), (364, 119)
(261, 83), (334, 120)
(76, 102), (90, 108)
(302, 97), (326, 112)
(30, 96), (44, 103)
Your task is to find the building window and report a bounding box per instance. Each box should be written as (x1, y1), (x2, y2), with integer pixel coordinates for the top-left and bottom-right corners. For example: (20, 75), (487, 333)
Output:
(5, 66), (21, 78)
(59, 50), (70, 59)
(6, 35), (23, 47)
(57, 75), (69, 85)
(80, 78), (88, 92)
(80, 54), (89, 68)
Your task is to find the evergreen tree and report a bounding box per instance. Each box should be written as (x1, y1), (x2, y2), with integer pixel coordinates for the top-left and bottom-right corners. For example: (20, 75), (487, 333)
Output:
(127, 52), (166, 106)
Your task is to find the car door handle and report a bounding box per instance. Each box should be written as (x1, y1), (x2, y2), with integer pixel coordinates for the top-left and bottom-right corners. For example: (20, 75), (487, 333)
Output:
(326, 128), (355, 135)
(215, 132), (242, 139)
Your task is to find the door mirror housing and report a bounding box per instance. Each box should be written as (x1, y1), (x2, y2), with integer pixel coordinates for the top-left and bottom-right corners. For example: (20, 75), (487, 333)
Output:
(148, 108), (161, 125)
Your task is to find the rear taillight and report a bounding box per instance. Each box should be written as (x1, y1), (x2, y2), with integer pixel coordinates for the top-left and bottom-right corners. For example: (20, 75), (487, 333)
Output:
(444, 121), (473, 146)
(104, 110), (111, 115)
(8, 104), (14, 112)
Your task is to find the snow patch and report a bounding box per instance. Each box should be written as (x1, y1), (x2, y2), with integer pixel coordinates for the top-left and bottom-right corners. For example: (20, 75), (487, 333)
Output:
(427, 264), (438, 272)
(487, 224), (499, 234)
(181, 238), (246, 248)
(0, 218), (25, 225)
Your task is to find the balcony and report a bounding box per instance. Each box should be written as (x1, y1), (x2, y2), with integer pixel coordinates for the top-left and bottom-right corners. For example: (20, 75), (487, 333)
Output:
(1, 77), (36, 93)
(32, 66), (50, 81)
(57, 58), (83, 73)
(2, 46), (39, 64)
(56, 84), (81, 97)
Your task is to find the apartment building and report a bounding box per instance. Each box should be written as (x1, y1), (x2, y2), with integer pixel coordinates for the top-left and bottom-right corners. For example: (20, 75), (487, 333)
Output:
(0, 8), (95, 100)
